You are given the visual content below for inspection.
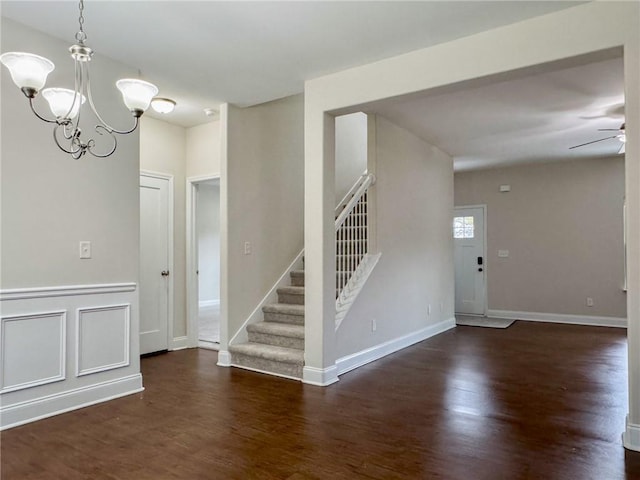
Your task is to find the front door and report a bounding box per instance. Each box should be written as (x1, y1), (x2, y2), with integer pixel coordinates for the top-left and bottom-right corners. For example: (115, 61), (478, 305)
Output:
(140, 174), (171, 354)
(454, 206), (486, 315)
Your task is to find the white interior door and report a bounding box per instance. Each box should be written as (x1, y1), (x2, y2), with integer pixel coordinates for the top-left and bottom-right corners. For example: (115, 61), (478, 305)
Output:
(454, 206), (486, 315)
(140, 174), (171, 354)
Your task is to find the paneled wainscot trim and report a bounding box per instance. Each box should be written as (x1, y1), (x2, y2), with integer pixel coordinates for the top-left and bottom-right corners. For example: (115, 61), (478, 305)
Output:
(1, 311), (67, 393)
(0, 283), (137, 301)
(0, 283), (142, 430)
(76, 304), (131, 377)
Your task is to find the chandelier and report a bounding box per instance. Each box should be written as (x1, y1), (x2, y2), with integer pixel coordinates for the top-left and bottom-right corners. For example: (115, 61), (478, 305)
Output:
(0, 0), (158, 159)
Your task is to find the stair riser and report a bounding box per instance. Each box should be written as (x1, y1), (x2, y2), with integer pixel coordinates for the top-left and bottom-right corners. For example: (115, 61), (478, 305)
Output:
(232, 353), (302, 379)
(278, 292), (305, 305)
(290, 276), (305, 287)
(248, 332), (304, 350)
(264, 311), (305, 325)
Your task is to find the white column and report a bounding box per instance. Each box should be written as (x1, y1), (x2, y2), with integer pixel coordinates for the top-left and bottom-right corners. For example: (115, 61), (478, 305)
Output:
(217, 103), (231, 366)
(303, 99), (339, 385)
(623, 14), (640, 450)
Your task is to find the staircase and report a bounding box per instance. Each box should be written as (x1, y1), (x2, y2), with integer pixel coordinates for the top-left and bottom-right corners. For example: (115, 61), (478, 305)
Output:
(228, 173), (377, 381)
(228, 269), (306, 379)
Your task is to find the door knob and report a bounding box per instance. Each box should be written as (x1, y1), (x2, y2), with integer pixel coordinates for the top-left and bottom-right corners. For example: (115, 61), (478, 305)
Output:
(478, 268), (483, 272)
(161, 270), (170, 276)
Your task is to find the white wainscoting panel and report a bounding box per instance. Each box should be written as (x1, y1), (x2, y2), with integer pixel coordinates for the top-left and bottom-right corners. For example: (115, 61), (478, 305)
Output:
(1, 311), (66, 393)
(77, 305), (130, 377)
(0, 283), (142, 430)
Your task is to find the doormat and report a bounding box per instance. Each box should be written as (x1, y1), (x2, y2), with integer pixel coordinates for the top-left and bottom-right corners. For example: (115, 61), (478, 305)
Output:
(456, 315), (515, 329)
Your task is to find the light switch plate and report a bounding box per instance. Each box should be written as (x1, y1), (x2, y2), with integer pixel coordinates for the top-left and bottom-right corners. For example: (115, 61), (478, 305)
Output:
(79, 241), (91, 259)
(498, 250), (509, 258)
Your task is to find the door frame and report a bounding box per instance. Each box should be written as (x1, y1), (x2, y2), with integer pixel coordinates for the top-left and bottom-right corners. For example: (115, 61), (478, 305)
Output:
(140, 170), (175, 351)
(453, 204), (488, 316)
(186, 174), (221, 348)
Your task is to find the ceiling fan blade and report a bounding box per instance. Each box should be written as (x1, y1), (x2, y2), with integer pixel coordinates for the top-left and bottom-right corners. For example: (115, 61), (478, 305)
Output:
(569, 135), (619, 149)
(619, 143), (626, 154)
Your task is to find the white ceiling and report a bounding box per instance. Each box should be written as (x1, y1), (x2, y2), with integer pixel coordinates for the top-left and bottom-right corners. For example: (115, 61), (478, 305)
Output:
(373, 55), (625, 171)
(2, 1), (583, 127)
(2, 1), (624, 171)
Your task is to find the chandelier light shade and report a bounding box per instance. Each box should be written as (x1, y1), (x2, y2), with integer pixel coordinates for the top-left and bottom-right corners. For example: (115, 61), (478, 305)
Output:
(150, 97), (176, 114)
(0, 0), (158, 159)
(42, 88), (86, 119)
(116, 79), (159, 113)
(0, 52), (55, 91)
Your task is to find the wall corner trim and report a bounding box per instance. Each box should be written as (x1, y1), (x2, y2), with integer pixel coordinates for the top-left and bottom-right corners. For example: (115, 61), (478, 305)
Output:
(0, 374), (143, 431)
(336, 317), (456, 376)
(487, 310), (627, 328)
(302, 365), (339, 386)
(217, 350), (232, 367)
(624, 416), (640, 452)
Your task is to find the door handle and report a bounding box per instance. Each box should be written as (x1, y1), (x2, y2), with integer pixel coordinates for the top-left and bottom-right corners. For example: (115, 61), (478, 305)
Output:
(161, 270), (170, 277)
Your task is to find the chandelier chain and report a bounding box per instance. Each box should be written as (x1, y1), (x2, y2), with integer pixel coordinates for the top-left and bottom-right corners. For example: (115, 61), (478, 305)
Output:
(75, 0), (87, 44)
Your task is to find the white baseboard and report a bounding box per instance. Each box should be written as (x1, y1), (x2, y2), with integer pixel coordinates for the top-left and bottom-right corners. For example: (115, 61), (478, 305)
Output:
(171, 336), (189, 351)
(487, 309), (627, 328)
(198, 340), (219, 351)
(217, 350), (232, 367)
(199, 300), (220, 309)
(303, 365), (339, 386)
(1, 374), (143, 430)
(624, 415), (640, 451)
(336, 317), (456, 376)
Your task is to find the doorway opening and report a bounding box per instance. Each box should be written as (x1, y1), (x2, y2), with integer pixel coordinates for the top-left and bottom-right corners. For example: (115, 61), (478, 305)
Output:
(187, 176), (221, 349)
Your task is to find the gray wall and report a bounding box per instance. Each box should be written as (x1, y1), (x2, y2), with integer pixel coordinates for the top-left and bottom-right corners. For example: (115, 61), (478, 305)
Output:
(454, 157), (626, 318)
(197, 182), (220, 304)
(140, 117), (188, 338)
(187, 120), (221, 178)
(1, 18), (140, 288)
(0, 18), (144, 426)
(225, 94), (304, 343)
(337, 115), (455, 358)
(335, 112), (368, 203)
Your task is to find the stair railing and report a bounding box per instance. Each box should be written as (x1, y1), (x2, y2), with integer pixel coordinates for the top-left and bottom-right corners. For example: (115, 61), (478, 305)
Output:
(335, 173), (375, 299)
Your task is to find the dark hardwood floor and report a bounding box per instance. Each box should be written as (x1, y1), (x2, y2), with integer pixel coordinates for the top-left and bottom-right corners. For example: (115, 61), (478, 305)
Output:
(3, 321), (640, 479)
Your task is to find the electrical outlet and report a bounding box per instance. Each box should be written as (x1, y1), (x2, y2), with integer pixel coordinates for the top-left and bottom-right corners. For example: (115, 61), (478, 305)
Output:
(586, 297), (594, 307)
(244, 241), (251, 255)
(371, 319), (377, 332)
(79, 241), (91, 259)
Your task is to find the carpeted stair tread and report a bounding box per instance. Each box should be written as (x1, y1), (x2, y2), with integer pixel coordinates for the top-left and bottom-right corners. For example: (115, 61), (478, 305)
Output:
(247, 321), (304, 339)
(263, 303), (305, 315)
(229, 343), (304, 365)
(277, 286), (305, 295)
